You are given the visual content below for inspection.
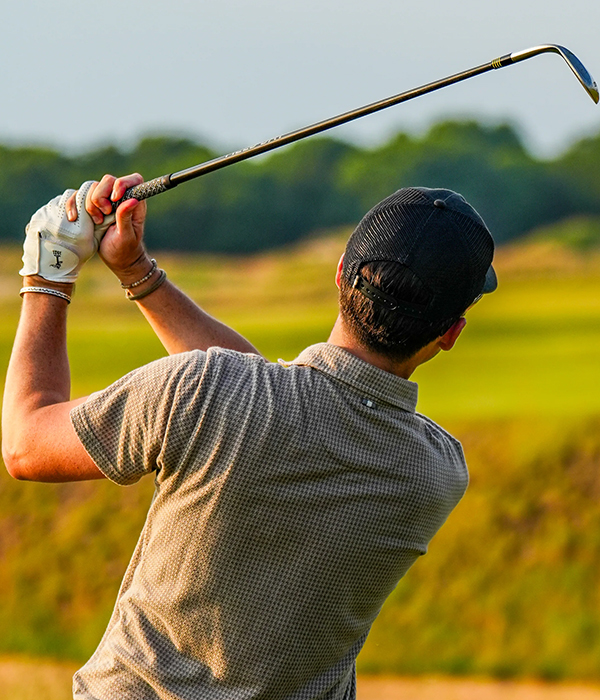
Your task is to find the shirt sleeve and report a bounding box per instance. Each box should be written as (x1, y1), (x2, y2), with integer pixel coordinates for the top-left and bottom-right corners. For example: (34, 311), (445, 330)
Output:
(70, 351), (208, 485)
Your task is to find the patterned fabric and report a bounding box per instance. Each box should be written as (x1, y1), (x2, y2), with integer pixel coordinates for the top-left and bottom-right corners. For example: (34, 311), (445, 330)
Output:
(70, 343), (468, 700)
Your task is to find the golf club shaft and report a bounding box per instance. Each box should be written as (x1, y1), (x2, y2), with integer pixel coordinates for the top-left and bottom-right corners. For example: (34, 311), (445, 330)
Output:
(173, 60), (498, 184)
(115, 46), (597, 206)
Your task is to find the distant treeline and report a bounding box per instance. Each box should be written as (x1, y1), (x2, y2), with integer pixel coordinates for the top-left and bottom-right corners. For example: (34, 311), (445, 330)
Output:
(1, 120), (599, 252)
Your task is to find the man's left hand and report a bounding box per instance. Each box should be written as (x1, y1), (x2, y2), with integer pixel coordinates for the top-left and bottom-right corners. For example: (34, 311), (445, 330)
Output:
(20, 181), (109, 283)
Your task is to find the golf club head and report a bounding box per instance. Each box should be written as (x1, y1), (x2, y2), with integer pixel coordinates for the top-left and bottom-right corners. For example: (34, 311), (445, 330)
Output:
(510, 44), (599, 104)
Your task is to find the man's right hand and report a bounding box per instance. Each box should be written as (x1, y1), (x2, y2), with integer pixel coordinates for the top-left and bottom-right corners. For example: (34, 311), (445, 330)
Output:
(65, 173), (152, 287)
(69, 172), (260, 357)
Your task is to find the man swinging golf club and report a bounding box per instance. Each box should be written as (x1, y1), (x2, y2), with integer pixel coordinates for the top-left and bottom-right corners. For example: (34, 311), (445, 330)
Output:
(2, 172), (496, 700)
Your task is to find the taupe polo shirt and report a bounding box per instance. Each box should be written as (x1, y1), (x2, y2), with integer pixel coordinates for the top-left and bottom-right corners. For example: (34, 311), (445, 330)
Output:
(70, 343), (468, 700)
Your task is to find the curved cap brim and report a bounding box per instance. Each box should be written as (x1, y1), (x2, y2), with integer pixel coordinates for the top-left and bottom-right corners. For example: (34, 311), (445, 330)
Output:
(483, 265), (498, 294)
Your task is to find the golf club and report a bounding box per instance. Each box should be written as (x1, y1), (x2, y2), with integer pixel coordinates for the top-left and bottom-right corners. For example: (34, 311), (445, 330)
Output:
(115, 44), (598, 207)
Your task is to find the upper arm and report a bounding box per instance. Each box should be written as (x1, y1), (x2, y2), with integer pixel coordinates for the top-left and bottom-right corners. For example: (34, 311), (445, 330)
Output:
(4, 398), (106, 482)
(4, 351), (211, 485)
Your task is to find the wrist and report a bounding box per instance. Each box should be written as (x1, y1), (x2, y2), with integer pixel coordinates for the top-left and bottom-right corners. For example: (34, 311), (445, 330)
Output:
(111, 251), (153, 287)
(21, 275), (75, 295)
(125, 267), (167, 302)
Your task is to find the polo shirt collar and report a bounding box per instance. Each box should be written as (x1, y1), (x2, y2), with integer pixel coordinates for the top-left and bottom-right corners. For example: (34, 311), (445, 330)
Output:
(280, 343), (418, 413)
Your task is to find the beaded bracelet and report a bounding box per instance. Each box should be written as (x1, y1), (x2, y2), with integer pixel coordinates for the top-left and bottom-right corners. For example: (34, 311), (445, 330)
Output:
(20, 286), (71, 304)
(126, 269), (167, 301)
(120, 258), (157, 289)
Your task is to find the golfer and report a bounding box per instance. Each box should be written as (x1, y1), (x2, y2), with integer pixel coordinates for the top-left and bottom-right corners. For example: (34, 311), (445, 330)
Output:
(2, 173), (496, 700)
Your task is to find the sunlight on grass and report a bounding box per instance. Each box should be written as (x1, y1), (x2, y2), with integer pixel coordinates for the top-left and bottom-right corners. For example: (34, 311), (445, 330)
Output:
(3, 236), (600, 682)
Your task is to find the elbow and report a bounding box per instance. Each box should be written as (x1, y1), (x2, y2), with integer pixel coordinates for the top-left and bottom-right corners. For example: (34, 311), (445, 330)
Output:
(2, 441), (31, 480)
(2, 414), (40, 480)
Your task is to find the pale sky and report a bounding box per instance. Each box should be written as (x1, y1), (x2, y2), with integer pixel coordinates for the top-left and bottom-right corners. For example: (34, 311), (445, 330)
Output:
(2, 0), (599, 159)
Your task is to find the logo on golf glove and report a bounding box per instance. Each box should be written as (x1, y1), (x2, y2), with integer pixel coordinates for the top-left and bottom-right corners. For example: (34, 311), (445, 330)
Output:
(20, 181), (114, 283)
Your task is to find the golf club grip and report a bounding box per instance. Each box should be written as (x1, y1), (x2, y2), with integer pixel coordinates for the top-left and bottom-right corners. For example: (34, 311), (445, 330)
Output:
(112, 175), (175, 210)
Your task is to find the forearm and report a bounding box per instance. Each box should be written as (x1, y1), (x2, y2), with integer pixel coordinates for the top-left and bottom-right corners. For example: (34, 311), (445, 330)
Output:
(119, 261), (259, 356)
(2, 280), (102, 482)
(137, 278), (259, 355)
(2, 282), (72, 466)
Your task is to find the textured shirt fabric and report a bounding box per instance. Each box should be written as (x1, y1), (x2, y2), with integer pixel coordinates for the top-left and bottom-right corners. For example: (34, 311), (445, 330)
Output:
(70, 343), (468, 700)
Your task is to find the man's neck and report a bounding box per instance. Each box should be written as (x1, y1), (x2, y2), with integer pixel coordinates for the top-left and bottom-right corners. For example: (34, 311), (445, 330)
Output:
(326, 316), (427, 380)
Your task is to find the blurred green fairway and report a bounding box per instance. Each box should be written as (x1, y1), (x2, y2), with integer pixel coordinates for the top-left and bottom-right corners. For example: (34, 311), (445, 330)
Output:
(3, 234), (600, 428)
(1, 233), (594, 423)
(417, 271), (600, 421)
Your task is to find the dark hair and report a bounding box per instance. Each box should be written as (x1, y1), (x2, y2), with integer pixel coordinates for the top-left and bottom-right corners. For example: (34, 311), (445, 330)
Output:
(339, 261), (462, 362)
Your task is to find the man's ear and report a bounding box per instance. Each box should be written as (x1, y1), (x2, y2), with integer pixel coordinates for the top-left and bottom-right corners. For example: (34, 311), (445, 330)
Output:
(438, 317), (467, 351)
(335, 254), (344, 289)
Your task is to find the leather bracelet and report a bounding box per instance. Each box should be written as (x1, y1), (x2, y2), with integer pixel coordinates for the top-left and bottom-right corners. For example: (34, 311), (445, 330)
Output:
(120, 259), (157, 289)
(126, 269), (167, 301)
(20, 286), (71, 304)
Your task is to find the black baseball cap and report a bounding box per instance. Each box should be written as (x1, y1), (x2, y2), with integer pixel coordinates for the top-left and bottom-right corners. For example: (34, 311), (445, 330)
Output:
(342, 187), (497, 322)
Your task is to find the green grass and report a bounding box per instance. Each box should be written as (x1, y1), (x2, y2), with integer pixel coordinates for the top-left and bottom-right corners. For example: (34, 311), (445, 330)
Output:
(19, 237), (600, 422)
(4, 235), (600, 421)
(3, 236), (600, 678)
(416, 271), (600, 421)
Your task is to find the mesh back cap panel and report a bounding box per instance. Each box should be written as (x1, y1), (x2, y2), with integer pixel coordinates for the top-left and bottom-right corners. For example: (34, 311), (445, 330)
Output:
(343, 187), (496, 321)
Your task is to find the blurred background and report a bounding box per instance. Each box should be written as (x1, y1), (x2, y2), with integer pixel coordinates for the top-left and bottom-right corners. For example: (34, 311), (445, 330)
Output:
(1, 1), (600, 698)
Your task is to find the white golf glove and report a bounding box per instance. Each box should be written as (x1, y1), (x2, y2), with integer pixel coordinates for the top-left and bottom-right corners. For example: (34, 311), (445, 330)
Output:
(20, 181), (115, 283)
